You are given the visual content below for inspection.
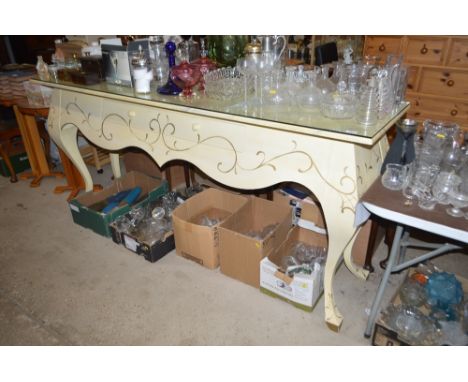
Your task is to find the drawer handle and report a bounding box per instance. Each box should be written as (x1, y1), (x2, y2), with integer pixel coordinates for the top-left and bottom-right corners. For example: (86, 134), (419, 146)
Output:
(420, 44), (428, 55)
(450, 109), (458, 116)
(447, 80), (455, 87)
(379, 43), (386, 52)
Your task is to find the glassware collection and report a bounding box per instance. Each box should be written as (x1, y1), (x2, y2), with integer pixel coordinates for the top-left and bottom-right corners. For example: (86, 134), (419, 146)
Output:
(381, 118), (468, 218)
(380, 263), (467, 345)
(38, 35), (408, 125)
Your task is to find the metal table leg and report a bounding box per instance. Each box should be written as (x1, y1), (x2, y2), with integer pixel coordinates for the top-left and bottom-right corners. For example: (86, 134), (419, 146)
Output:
(364, 224), (404, 338)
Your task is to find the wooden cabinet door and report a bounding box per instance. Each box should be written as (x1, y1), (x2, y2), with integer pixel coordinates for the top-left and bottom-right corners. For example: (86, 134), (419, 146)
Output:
(418, 67), (468, 98)
(405, 36), (448, 66)
(447, 37), (468, 67)
(364, 36), (402, 62)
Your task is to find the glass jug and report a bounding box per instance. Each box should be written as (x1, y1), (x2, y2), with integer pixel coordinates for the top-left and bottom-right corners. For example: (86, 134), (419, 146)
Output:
(259, 35), (287, 67)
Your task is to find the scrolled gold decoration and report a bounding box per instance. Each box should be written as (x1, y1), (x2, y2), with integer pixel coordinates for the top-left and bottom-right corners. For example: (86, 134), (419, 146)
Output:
(61, 101), (358, 214)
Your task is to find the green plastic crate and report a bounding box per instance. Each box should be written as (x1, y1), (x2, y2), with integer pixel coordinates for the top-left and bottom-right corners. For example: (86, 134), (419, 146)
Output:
(0, 150), (30, 177)
(68, 171), (168, 237)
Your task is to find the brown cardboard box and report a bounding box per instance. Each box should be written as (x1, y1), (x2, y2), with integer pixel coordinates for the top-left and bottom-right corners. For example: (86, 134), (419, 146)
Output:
(273, 189), (325, 230)
(273, 187), (372, 266)
(123, 150), (188, 190)
(219, 197), (293, 288)
(172, 188), (249, 269)
(260, 226), (328, 311)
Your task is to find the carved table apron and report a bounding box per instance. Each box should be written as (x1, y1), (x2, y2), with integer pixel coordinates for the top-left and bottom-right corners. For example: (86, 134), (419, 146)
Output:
(46, 86), (409, 331)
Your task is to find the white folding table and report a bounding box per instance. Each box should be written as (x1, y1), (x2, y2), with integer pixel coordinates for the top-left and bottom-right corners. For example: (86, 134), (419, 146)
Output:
(356, 178), (468, 338)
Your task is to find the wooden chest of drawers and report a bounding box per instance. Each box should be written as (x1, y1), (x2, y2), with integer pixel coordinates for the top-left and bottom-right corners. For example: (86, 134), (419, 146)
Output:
(364, 36), (468, 132)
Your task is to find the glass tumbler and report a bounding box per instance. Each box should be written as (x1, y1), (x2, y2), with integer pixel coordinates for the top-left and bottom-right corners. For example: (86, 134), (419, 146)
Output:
(381, 163), (409, 190)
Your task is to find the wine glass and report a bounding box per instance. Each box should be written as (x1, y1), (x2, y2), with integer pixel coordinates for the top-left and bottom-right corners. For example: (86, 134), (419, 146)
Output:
(446, 189), (468, 217)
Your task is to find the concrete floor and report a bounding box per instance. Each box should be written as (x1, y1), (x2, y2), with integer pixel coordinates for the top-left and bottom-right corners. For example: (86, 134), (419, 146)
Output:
(0, 168), (467, 346)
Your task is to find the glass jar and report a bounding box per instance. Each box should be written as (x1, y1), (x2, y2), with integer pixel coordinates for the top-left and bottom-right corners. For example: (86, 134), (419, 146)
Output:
(130, 47), (153, 94)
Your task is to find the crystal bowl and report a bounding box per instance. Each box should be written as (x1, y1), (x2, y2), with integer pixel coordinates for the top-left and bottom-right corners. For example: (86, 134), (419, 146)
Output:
(320, 93), (356, 119)
(203, 67), (252, 101)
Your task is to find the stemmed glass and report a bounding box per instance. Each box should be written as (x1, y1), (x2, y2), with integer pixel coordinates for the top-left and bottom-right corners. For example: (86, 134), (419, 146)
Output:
(446, 189), (468, 218)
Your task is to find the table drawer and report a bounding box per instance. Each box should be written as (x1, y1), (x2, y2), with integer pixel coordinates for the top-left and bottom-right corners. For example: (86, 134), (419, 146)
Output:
(405, 36), (447, 66)
(447, 37), (468, 67)
(406, 66), (420, 92)
(418, 67), (468, 98)
(406, 94), (468, 128)
(364, 36), (402, 60)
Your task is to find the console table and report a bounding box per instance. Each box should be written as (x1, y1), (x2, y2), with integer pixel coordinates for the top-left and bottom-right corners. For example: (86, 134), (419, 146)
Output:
(34, 78), (409, 331)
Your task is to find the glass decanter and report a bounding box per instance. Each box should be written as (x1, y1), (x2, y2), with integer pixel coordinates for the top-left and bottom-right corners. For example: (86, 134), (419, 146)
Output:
(316, 64), (336, 95)
(296, 67), (322, 111)
(157, 41), (182, 96)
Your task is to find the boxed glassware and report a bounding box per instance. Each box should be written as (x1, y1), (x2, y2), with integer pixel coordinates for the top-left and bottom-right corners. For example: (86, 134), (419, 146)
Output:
(172, 188), (249, 269)
(260, 226), (328, 311)
(218, 196), (292, 288)
(69, 171), (168, 237)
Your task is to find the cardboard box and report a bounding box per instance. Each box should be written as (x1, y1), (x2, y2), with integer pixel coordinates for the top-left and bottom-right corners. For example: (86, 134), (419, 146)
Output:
(273, 188), (326, 232)
(123, 149), (189, 190)
(109, 220), (175, 263)
(260, 226), (328, 311)
(172, 188), (249, 269)
(273, 187), (372, 267)
(0, 140), (30, 177)
(219, 197), (293, 288)
(69, 171), (168, 237)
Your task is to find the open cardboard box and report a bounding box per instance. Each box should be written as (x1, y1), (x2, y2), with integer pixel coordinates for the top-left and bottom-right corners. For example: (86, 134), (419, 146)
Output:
(109, 220), (175, 263)
(273, 187), (373, 267)
(69, 171), (168, 237)
(273, 188), (326, 233)
(172, 188), (249, 269)
(260, 226), (328, 311)
(219, 196), (292, 288)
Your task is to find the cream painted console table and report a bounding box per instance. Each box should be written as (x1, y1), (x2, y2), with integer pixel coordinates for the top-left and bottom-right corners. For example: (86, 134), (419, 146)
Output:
(34, 78), (409, 331)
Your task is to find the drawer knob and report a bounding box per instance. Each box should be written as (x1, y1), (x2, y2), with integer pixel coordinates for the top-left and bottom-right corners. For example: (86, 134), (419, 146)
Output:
(128, 111), (136, 117)
(450, 109), (458, 116)
(447, 80), (455, 87)
(420, 44), (428, 55)
(379, 43), (386, 52)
